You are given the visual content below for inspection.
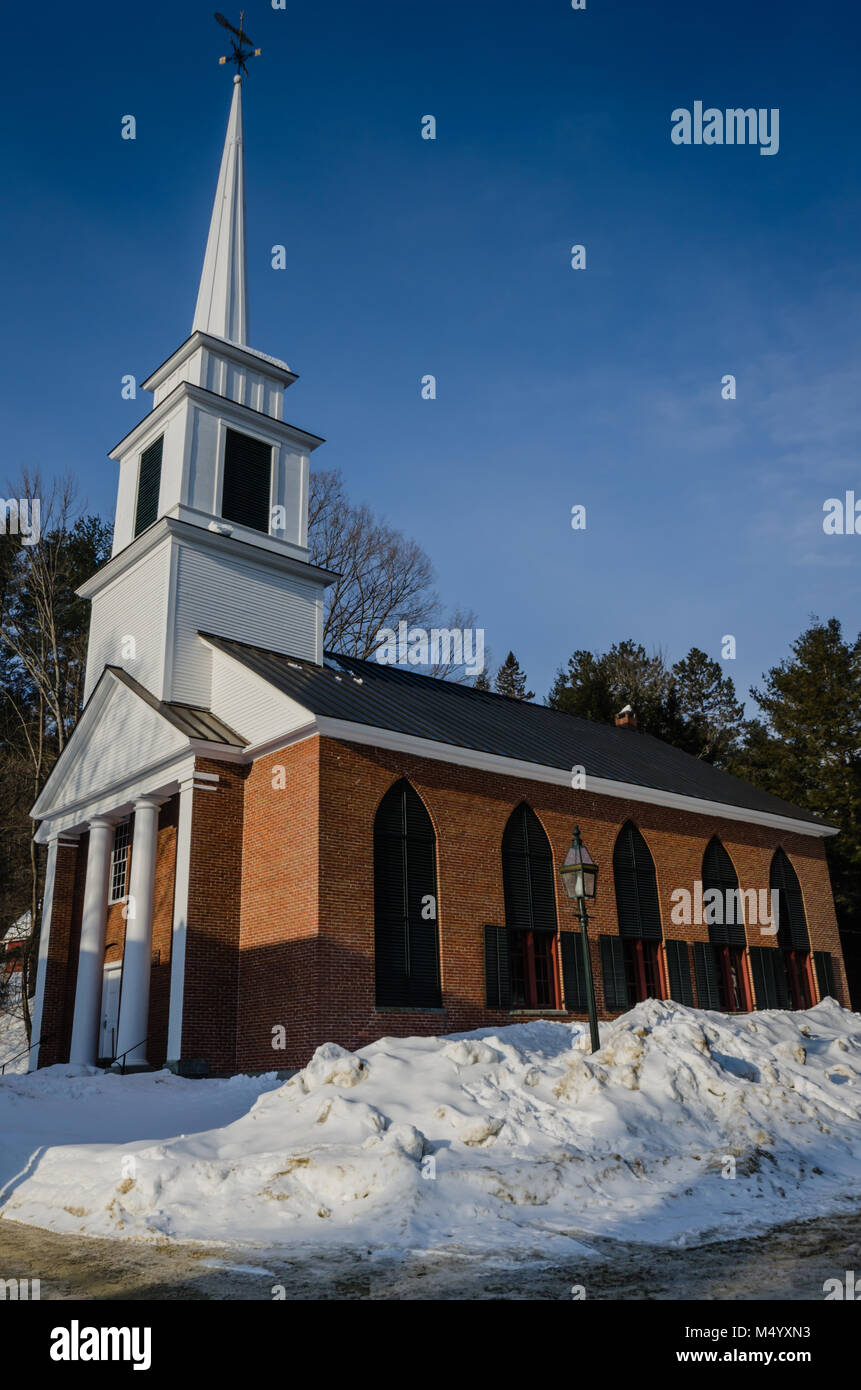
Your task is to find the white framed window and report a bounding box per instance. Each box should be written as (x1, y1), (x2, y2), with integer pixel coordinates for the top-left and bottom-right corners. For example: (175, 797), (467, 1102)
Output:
(108, 819), (131, 904)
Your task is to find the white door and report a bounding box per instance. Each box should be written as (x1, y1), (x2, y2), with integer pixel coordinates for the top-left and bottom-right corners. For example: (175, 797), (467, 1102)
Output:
(99, 964), (122, 1062)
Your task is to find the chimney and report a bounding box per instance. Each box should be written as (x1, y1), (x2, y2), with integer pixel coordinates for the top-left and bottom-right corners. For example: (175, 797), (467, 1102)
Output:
(615, 704), (638, 730)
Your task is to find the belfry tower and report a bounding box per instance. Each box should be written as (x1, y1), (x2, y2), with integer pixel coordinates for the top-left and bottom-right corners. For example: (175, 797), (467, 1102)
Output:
(81, 73), (332, 712)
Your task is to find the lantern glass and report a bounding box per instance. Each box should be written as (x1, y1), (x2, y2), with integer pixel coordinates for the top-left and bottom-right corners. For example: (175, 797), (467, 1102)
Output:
(560, 832), (598, 902)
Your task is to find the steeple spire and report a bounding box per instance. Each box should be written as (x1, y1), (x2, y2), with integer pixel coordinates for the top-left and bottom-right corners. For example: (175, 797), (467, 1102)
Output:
(193, 75), (248, 346)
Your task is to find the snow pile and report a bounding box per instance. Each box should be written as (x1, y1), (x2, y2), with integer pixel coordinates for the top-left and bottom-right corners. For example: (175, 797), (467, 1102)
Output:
(1, 999), (860, 1251)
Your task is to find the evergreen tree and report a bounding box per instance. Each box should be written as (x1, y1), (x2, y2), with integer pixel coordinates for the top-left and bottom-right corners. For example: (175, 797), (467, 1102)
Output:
(494, 651), (534, 701)
(549, 639), (744, 763)
(732, 617), (861, 958)
(671, 647), (745, 764)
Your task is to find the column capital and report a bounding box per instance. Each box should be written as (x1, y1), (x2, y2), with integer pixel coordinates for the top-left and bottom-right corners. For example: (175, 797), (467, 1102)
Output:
(133, 794), (167, 813)
(87, 815), (116, 833)
(179, 771), (219, 794)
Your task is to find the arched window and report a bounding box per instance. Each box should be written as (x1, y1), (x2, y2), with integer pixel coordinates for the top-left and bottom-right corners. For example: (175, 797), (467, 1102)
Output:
(770, 848), (812, 1009)
(373, 780), (441, 1009)
(610, 821), (665, 1003)
(502, 804), (559, 1009)
(696, 837), (751, 1011)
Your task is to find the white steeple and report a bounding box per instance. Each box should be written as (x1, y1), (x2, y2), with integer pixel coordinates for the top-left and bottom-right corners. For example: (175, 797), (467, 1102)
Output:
(192, 75), (249, 346)
(79, 69), (334, 711)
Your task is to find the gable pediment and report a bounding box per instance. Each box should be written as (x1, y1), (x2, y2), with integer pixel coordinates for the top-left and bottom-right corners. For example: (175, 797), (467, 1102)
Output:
(32, 672), (190, 831)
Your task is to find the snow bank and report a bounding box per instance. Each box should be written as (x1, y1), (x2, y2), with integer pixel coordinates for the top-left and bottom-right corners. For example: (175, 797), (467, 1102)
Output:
(1, 1000), (860, 1252)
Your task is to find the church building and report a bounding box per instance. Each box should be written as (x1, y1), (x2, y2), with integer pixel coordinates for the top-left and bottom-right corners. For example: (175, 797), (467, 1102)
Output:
(29, 76), (849, 1076)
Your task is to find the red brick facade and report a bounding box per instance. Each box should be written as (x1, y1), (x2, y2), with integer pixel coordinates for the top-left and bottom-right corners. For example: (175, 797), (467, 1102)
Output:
(37, 733), (849, 1075)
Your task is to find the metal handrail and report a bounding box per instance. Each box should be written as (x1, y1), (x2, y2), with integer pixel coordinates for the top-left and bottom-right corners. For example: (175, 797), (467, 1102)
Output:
(0, 1031), (57, 1075)
(113, 1038), (149, 1075)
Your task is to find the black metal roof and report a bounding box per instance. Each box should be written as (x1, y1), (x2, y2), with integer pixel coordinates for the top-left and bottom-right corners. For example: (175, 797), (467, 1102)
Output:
(106, 667), (246, 746)
(201, 635), (831, 830)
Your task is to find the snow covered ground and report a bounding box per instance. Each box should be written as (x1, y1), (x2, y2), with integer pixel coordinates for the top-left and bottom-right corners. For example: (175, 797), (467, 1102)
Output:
(1, 999), (859, 1255)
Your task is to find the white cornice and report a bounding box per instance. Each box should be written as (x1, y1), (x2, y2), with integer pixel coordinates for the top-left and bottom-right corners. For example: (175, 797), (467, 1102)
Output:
(277, 716), (832, 839)
(32, 752), (199, 844)
(142, 331), (296, 393)
(108, 380), (323, 462)
(77, 515), (336, 601)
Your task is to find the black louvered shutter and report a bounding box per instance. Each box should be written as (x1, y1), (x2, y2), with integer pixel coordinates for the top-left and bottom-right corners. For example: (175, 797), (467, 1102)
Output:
(814, 951), (836, 1001)
(771, 849), (810, 951)
(484, 925), (511, 1009)
(749, 946), (791, 1010)
(134, 435), (163, 537)
(221, 427), (273, 533)
(702, 838), (745, 947)
(502, 808), (532, 931)
(600, 935), (628, 1011)
(560, 931), (587, 1011)
(374, 781), (441, 1008)
(502, 805), (557, 933)
(665, 940), (694, 1006)
(692, 941), (722, 1010)
(373, 804), (408, 1006)
(613, 822), (662, 940)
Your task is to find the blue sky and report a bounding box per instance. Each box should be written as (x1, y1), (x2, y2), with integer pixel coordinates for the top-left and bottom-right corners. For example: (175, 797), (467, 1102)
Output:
(2, 0), (859, 707)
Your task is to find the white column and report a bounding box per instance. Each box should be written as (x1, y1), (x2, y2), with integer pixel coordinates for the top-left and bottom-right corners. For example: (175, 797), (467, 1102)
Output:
(69, 818), (114, 1065)
(29, 837), (63, 1070)
(115, 796), (162, 1068)
(167, 775), (195, 1063)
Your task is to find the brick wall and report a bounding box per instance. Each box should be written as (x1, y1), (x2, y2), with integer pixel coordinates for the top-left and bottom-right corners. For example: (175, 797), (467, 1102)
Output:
(180, 759), (247, 1072)
(222, 733), (846, 1070)
(38, 837), (87, 1067)
(236, 737), (320, 1073)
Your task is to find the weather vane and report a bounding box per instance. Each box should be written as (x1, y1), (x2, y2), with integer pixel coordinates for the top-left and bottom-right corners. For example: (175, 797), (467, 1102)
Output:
(215, 11), (261, 77)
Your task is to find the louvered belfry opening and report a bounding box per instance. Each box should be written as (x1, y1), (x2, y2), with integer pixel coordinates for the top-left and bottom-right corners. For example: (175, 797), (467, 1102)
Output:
(134, 435), (163, 538)
(770, 847), (813, 1008)
(373, 779), (441, 1009)
(221, 427), (273, 534)
(699, 837), (749, 1011)
(501, 803), (558, 1009)
(609, 820), (664, 1005)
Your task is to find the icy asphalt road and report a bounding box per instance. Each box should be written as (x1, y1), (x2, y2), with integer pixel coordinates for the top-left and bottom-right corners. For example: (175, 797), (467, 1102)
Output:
(0, 1209), (858, 1300)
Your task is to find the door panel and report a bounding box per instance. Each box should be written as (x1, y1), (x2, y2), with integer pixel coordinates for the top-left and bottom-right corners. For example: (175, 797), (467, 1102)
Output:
(99, 965), (122, 1062)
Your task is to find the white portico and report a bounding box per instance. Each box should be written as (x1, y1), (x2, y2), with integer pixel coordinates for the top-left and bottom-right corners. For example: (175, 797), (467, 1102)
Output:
(31, 665), (241, 1068)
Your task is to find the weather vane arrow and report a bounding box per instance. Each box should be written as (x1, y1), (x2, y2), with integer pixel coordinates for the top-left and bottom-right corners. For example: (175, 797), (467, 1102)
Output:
(215, 11), (261, 77)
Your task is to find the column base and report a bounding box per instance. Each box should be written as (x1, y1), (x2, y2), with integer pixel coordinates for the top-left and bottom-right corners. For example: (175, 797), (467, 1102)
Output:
(108, 1061), (153, 1075)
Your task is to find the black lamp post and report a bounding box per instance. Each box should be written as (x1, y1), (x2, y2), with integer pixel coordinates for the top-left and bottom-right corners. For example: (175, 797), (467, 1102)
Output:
(559, 826), (601, 1053)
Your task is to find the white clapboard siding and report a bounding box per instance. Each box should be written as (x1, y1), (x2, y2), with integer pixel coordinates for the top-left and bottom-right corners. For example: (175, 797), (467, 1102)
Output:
(84, 542), (170, 704)
(168, 541), (321, 706)
(209, 644), (315, 748)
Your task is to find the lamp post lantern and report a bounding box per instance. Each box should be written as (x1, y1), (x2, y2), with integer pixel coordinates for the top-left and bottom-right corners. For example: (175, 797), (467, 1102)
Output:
(559, 825), (601, 1053)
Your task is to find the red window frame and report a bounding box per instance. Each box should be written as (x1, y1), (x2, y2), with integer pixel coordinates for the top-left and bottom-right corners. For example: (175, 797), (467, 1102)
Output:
(510, 930), (560, 1009)
(784, 949), (815, 1010)
(716, 944), (753, 1012)
(622, 938), (667, 1003)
